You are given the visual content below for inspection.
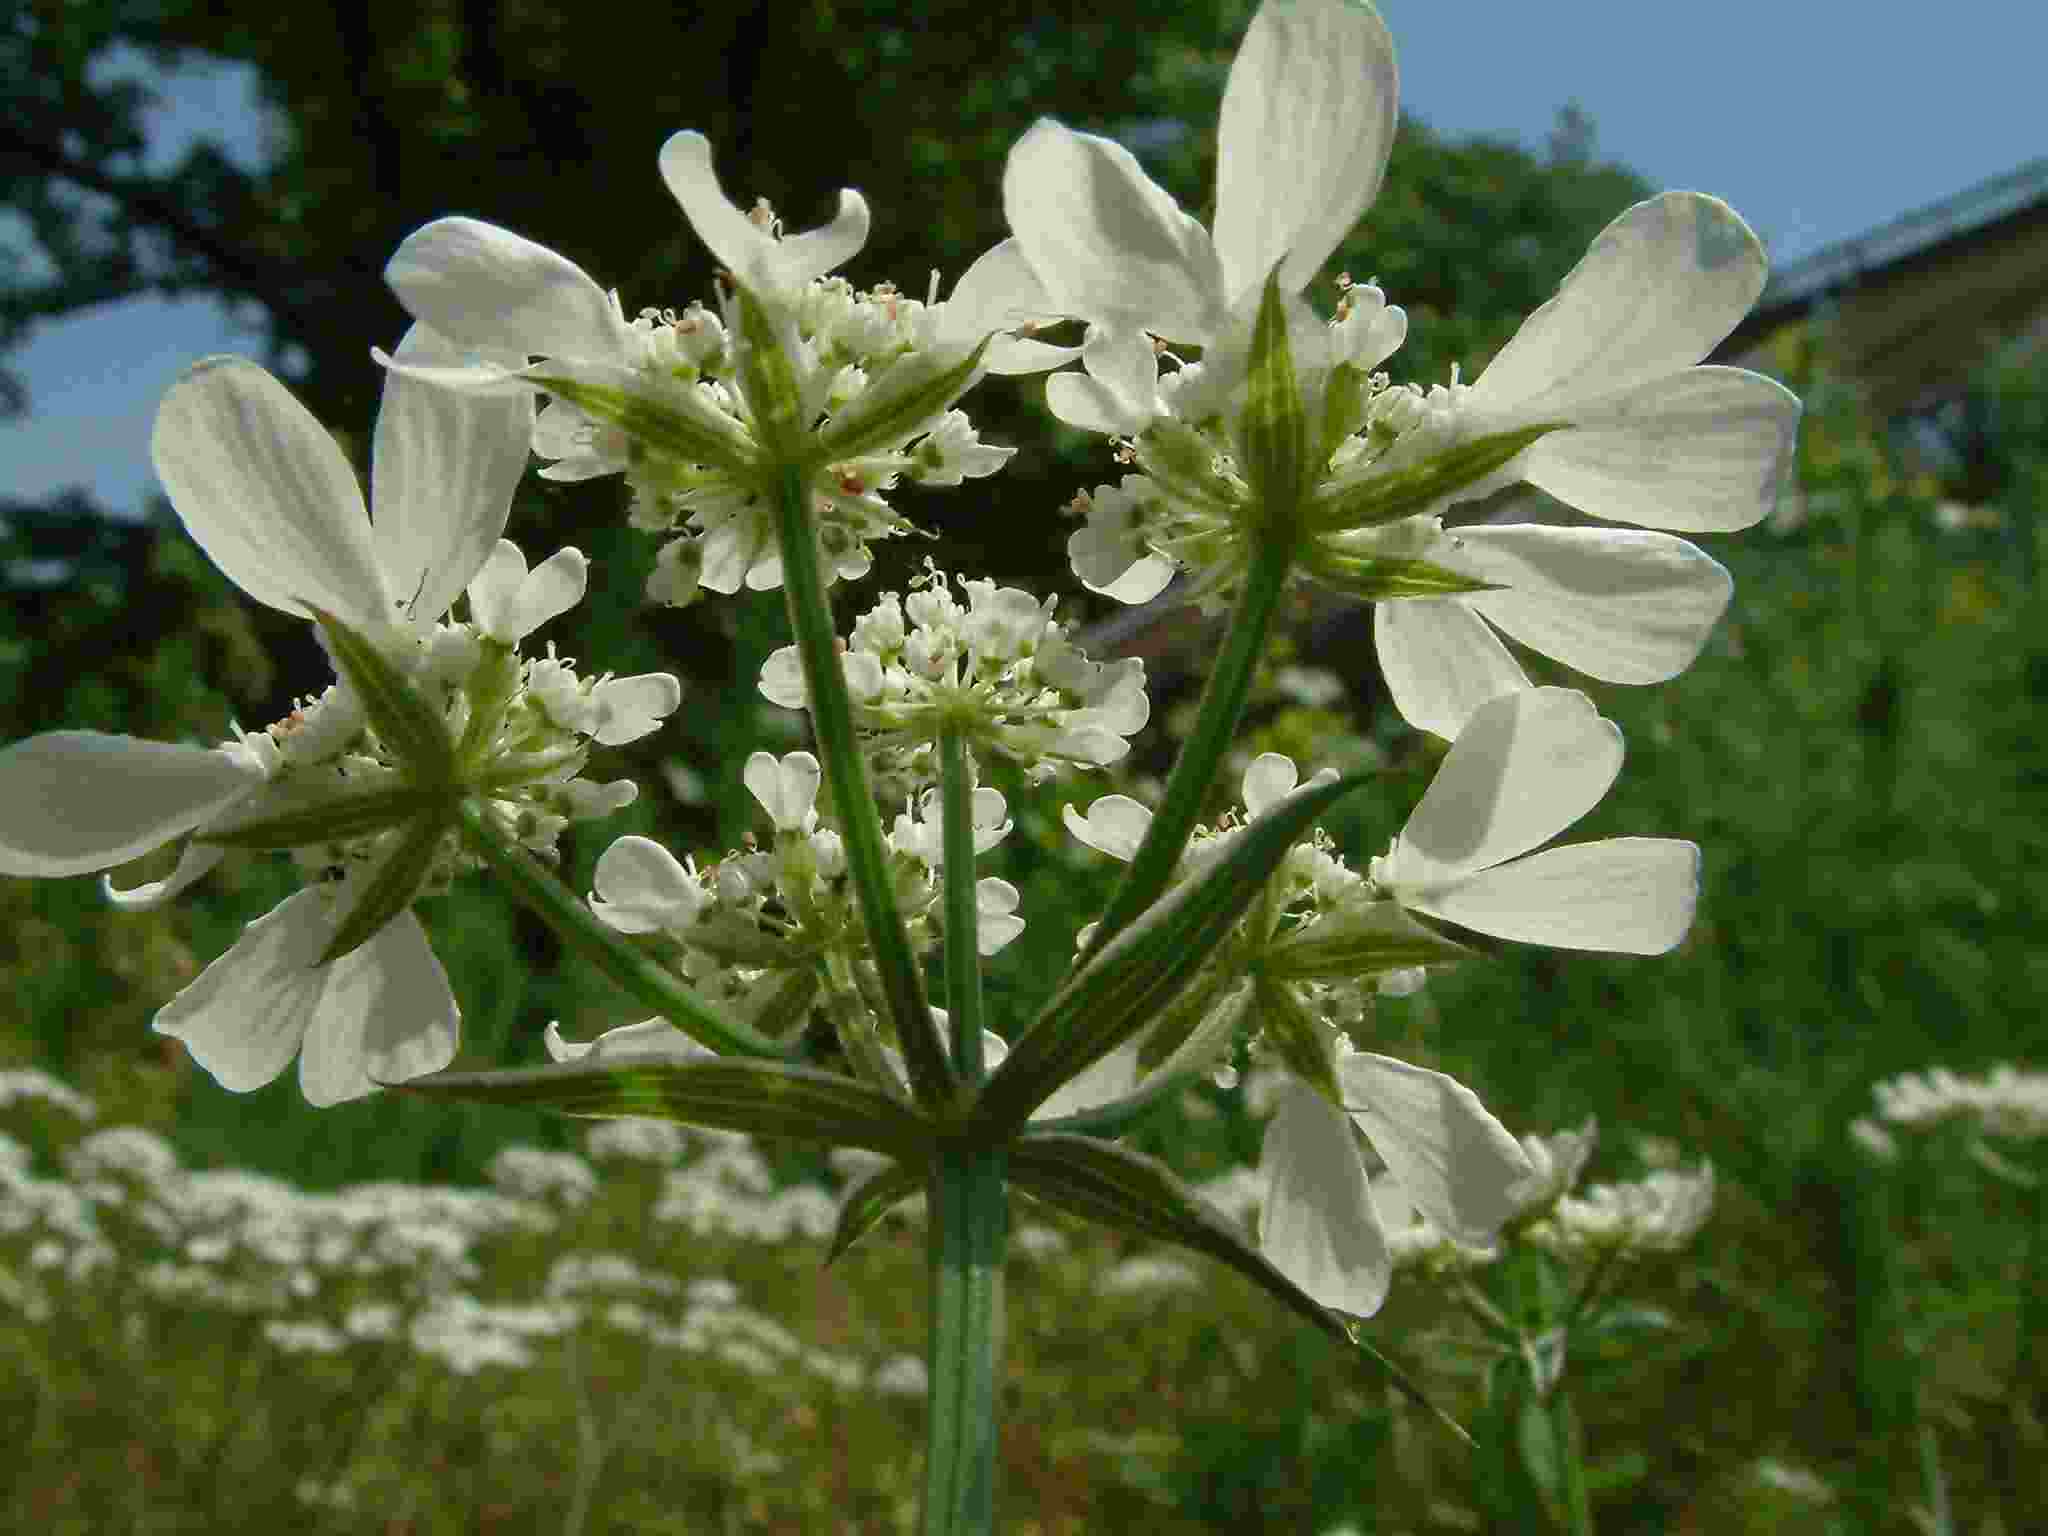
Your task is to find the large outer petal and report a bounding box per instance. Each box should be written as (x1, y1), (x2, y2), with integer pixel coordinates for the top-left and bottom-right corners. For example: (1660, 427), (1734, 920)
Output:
(371, 325), (534, 620)
(1470, 192), (1767, 416)
(658, 132), (868, 295)
(0, 732), (264, 877)
(1373, 598), (1530, 741)
(1385, 688), (1621, 887)
(296, 909), (460, 1106)
(1460, 524), (1733, 684)
(1522, 366), (1802, 532)
(1260, 1085), (1390, 1317)
(1339, 1053), (1532, 1245)
(1003, 120), (1225, 343)
(1403, 837), (1699, 954)
(152, 358), (389, 626)
(1213, 0), (1398, 302)
(385, 216), (626, 362)
(936, 239), (1080, 375)
(153, 891), (457, 1104)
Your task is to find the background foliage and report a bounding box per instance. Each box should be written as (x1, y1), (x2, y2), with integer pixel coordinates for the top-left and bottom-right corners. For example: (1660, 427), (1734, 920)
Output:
(3, 1), (2044, 1529)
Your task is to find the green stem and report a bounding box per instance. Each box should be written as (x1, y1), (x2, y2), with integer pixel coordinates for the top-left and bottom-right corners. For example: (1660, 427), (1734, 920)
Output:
(922, 1143), (1008, 1535)
(1549, 1385), (1594, 1536)
(455, 798), (782, 1059)
(938, 727), (984, 1082)
(1081, 529), (1294, 964)
(769, 461), (954, 1107)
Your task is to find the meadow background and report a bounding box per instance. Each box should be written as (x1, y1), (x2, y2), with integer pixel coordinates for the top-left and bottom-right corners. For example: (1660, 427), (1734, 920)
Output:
(4, 3), (2045, 1530)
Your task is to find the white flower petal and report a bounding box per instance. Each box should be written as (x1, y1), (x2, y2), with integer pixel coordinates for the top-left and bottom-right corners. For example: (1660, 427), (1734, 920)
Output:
(1338, 1054), (1532, 1245)
(371, 325), (534, 620)
(588, 673), (681, 746)
(1003, 119), (1225, 342)
(1046, 368), (1151, 437)
(1373, 598), (1530, 741)
(296, 909), (460, 1106)
(1470, 192), (1768, 415)
(546, 1018), (710, 1063)
(1062, 794), (1153, 861)
(1259, 1086), (1389, 1317)
(1460, 524), (1733, 684)
(0, 733), (264, 877)
(1523, 366), (1802, 533)
(152, 357), (389, 626)
(1240, 753), (1301, 818)
(937, 238), (1063, 362)
(745, 751), (820, 833)
(975, 877), (1025, 956)
(1032, 1040), (1141, 1121)
(1213, 0), (1398, 301)
(590, 836), (705, 934)
(385, 216), (627, 361)
(1404, 837), (1699, 954)
(1387, 688), (1620, 887)
(658, 131), (868, 296)
(104, 841), (226, 911)
(152, 893), (456, 1105)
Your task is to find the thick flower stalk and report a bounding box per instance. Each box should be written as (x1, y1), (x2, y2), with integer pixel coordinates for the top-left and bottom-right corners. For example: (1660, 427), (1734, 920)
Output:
(758, 564), (1149, 793)
(0, 345), (676, 1103)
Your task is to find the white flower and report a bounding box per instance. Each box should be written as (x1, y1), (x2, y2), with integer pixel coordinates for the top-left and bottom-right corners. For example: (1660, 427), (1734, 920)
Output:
(1532, 1163), (1715, 1257)
(1259, 1054), (1530, 1317)
(1372, 689), (1699, 955)
(760, 568), (1150, 787)
(0, 337), (535, 1105)
(1003, 0), (1397, 377)
(658, 131), (870, 311)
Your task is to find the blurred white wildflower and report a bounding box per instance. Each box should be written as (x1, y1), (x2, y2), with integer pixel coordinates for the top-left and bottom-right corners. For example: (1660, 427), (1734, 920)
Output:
(0, 1070), (97, 1120)
(1531, 1163), (1715, 1259)
(1872, 1063), (2048, 1140)
(488, 1145), (598, 1207)
(1101, 1255), (1202, 1296)
(871, 1354), (930, 1398)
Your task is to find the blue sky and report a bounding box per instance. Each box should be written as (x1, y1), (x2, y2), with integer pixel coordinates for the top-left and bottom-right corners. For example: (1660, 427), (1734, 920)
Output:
(3, 0), (2043, 516)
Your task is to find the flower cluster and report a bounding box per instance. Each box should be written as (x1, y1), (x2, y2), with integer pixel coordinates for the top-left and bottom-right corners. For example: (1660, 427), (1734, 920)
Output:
(1869, 1063), (2048, 1141)
(579, 749), (1021, 1056)
(0, 347), (675, 1104)
(383, 134), (1062, 608)
(1061, 688), (1696, 1312)
(1009, 0), (1797, 738)
(759, 564), (1149, 789)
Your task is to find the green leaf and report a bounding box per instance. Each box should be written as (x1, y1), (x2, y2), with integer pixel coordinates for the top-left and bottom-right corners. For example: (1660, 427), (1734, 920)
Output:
(311, 607), (455, 783)
(1250, 978), (1340, 1099)
(1262, 901), (1471, 981)
(1133, 418), (1244, 516)
(732, 284), (808, 462)
(1009, 1134), (1469, 1444)
(814, 338), (988, 467)
(827, 1158), (925, 1264)
(529, 365), (758, 480)
(980, 773), (1358, 1133)
(1238, 269), (1312, 532)
(1304, 421), (1565, 534)
(200, 782), (449, 850)
(318, 811), (451, 964)
(392, 1057), (937, 1157)
(1299, 549), (1505, 601)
